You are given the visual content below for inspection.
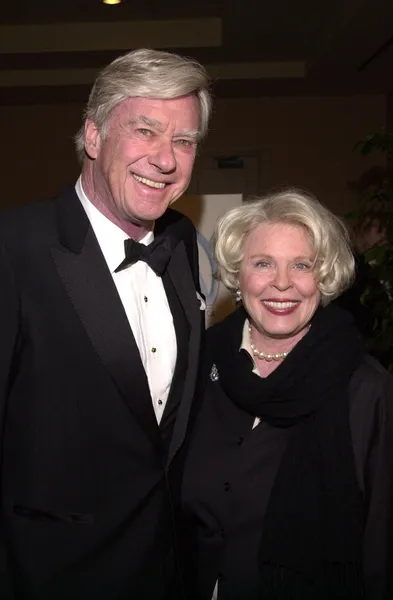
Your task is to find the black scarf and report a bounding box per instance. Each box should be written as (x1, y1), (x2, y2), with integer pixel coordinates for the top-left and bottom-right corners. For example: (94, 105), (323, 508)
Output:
(209, 304), (366, 599)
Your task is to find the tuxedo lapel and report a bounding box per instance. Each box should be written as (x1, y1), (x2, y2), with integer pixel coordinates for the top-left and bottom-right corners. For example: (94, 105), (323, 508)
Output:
(159, 272), (189, 437)
(164, 241), (202, 465)
(50, 189), (162, 450)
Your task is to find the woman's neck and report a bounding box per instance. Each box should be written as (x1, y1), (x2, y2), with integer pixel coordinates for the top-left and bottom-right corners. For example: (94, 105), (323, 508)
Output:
(248, 321), (310, 378)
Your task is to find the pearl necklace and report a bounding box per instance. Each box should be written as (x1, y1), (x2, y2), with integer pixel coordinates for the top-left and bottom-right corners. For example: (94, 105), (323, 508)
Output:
(248, 323), (290, 362)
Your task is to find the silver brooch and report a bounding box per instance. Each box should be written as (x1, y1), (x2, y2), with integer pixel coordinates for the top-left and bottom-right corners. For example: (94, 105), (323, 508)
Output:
(210, 363), (219, 382)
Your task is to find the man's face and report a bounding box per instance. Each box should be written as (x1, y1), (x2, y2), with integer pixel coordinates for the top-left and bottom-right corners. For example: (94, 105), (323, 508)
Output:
(84, 95), (200, 226)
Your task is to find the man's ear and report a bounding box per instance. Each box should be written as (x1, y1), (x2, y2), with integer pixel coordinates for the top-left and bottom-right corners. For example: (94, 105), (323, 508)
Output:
(84, 120), (101, 159)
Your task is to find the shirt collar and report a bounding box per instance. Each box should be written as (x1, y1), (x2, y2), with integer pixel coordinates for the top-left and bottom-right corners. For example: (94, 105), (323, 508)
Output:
(240, 317), (253, 357)
(240, 317), (259, 374)
(75, 176), (154, 273)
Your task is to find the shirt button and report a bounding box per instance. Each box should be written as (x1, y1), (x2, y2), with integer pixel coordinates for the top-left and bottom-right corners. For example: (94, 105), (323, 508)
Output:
(151, 347), (157, 353)
(144, 296), (148, 303)
(158, 399), (163, 405)
(224, 482), (231, 492)
(237, 436), (244, 446)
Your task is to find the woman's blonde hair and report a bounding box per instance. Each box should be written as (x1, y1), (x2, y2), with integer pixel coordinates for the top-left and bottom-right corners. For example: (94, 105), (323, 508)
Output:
(212, 189), (355, 306)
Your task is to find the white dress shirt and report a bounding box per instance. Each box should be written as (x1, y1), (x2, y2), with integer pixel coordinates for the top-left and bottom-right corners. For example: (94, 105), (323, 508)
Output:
(75, 177), (177, 423)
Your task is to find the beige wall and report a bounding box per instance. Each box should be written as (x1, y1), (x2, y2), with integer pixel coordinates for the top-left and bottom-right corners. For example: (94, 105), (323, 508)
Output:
(0, 94), (386, 215)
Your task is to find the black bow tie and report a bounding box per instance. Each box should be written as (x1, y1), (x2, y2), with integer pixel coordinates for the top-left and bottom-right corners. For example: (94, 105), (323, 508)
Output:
(115, 236), (171, 276)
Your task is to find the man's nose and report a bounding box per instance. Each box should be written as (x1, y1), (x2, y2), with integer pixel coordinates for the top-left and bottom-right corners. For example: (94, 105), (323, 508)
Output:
(148, 139), (176, 173)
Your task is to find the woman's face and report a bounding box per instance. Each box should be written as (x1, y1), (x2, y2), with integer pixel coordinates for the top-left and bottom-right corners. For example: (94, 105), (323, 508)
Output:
(239, 222), (321, 342)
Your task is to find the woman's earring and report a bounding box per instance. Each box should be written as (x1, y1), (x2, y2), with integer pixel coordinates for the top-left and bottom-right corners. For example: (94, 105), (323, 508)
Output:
(235, 289), (242, 304)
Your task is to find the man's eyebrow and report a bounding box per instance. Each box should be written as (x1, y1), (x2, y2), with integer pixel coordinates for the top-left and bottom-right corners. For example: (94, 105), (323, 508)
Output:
(129, 116), (201, 141)
(132, 115), (164, 129)
(176, 129), (201, 141)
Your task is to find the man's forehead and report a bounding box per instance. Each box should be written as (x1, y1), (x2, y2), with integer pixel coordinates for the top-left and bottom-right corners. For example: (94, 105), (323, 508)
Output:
(113, 96), (200, 134)
(118, 95), (198, 111)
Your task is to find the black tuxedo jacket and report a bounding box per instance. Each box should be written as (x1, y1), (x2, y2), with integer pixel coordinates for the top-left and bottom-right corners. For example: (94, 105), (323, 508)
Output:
(0, 188), (204, 599)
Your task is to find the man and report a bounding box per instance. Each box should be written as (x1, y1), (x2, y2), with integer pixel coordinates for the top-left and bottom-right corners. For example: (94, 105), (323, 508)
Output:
(0, 49), (211, 599)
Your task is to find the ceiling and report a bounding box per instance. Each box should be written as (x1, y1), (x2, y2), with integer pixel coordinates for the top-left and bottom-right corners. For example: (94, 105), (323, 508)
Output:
(1, 0), (393, 104)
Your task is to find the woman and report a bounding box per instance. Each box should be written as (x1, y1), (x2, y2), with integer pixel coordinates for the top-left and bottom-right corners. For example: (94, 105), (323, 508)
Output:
(181, 190), (393, 600)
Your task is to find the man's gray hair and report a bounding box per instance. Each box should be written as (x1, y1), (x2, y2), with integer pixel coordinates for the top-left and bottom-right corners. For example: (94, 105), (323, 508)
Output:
(75, 48), (211, 162)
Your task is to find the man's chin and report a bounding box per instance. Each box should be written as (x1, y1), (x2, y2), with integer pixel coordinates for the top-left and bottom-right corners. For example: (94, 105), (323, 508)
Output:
(127, 205), (173, 224)
(121, 210), (163, 231)
(120, 193), (177, 226)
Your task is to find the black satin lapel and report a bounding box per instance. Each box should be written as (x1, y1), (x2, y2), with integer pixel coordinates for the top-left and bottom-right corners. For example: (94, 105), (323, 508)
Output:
(51, 226), (162, 449)
(159, 273), (189, 447)
(165, 242), (203, 465)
